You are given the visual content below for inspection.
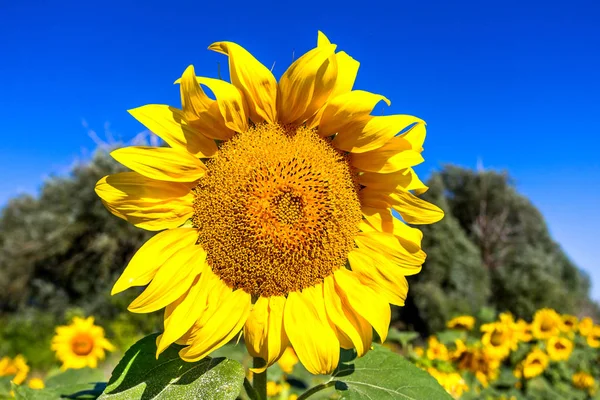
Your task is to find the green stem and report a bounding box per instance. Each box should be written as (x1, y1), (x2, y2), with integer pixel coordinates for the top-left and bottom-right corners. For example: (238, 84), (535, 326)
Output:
(297, 380), (337, 400)
(253, 357), (267, 400)
(244, 377), (260, 400)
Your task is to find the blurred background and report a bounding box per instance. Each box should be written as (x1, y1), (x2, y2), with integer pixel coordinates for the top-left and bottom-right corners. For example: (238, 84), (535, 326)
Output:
(1, 0), (599, 373)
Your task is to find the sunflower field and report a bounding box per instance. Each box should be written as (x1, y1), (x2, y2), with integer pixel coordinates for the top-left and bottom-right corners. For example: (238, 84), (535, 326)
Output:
(1, 30), (599, 400)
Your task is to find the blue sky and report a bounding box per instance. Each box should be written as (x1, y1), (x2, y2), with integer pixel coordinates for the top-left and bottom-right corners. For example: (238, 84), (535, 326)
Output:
(1, 1), (599, 299)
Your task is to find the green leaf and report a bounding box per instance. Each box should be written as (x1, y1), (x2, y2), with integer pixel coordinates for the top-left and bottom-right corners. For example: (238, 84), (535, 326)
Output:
(99, 333), (245, 400)
(12, 382), (105, 400)
(300, 344), (452, 400)
(0, 377), (12, 396)
(45, 367), (105, 387)
(386, 328), (419, 348)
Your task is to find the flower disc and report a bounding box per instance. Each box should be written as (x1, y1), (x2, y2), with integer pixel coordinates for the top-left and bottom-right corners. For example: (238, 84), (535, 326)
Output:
(192, 123), (362, 297)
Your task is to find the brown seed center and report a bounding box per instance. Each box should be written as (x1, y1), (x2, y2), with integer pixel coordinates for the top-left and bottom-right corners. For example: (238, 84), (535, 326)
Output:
(192, 123), (362, 297)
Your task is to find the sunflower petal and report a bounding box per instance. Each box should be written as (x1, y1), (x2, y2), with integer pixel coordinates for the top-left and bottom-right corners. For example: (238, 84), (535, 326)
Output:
(361, 206), (423, 252)
(179, 278), (251, 362)
(179, 65), (234, 140)
(244, 296), (289, 372)
(400, 121), (426, 151)
(358, 168), (428, 194)
(110, 146), (206, 182)
(348, 248), (409, 306)
(355, 231), (425, 273)
(195, 77), (248, 133)
(323, 276), (372, 356)
(351, 139), (424, 173)
(333, 268), (390, 342)
(389, 190), (445, 224)
(128, 105), (217, 157)
(128, 244), (206, 313)
(209, 42), (277, 124)
(112, 228), (198, 295)
(277, 44), (338, 125)
(318, 91), (389, 137)
(332, 115), (423, 153)
(284, 285), (340, 374)
(95, 172), (194, 231)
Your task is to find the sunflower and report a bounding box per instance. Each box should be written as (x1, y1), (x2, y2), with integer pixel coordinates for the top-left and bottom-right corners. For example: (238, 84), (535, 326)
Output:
(0, 355), (29, 385)
(28, 378), (45, 389)
(546, 336), (573, 361)
(455, 344), (500, 387)
(518, 348), (549, 379)
(573, 372), (596, 393)
(561, 314), (578, 332)
(95, 32), (442, 374)
(51, 317), (115, 369)
(277, 347), (299, 374)
(427, 368), (469, 399)
(447, 315), (475, 331)
(531, 308), (562, 340)
(426, 336), (449, 361)
(480, 321), (517, 360)
(586, 325), (600, 348)
(579, 317), (594, 336)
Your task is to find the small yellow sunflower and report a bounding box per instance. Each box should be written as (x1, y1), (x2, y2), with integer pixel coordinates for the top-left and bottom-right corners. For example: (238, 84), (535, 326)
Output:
(573, 372), (596, 393)
(455, 344), (500, 387)
(480, 321), (517, 360)
(0, 355), (29, 385)
(427, 368), (469, 399)
(277, 347), (299, 374)
(579, 317), (595, 336)
(586, 325), (600, 348)
(446, 315), (475, 331)
(531, 308), (562, 340)
(519, 348), (549, 379)
(51, 317), (115, 369)
(561, 314), (578, 332)
(426, 336), (449, 361)
(95, 32), (442, 374)
(546, 336), (573, 361)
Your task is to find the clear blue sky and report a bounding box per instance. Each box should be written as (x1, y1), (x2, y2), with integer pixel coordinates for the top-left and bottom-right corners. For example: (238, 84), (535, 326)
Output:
(1, 1), (599, 299)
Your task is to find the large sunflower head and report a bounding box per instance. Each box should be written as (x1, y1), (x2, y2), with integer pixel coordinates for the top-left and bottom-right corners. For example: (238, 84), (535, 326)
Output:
(96, 32), (443, 375)
(531, 308), (562, 339)
(0, 355), (29, 385)
(51, 317), (115, 370)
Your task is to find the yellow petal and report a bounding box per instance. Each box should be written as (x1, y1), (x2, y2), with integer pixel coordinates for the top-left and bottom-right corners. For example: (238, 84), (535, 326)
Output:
(179, 65), (234, 140)
(333, 268), (390, 342)
(128, 105), (217, 157)
(318, 90), (389, 137)
(244, 296), (289, 373)
(361, 206), (423, 252)
(209, 42), (277, 124)
(332, 115), (424, 153)
(195, 77), (248, 133)
(112, 227), (198, 295)
(179, 279), (251, 362)
(323, 276), (372, 356)
(358, 168), (428, 194)
(317, 31), (331, 47)
(284, 285), (340, 374)
(157, 267), (219, 355)
(400, 121), (426, 151)
(389, 190), (445, 224)
(277, 44), (337, 125)
(127, 244), (206, 313)
(350, 137), (424, 173)
(348, 248), (409, 306)
(110, 146), (206, 182)
(95, 172), (194, 231)
(355, 231), (425, 273)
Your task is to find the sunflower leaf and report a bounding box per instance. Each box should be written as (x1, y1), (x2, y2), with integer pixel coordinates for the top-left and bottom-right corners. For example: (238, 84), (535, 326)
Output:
(330, 344), (452, 400)
(98, 333), (245, 400)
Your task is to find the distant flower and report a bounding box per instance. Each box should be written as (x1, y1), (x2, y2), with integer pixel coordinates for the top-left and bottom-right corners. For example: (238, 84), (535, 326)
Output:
(277, 347), (299, 374)
(578, 317), (594, 336)
(51, 316), (115, 369)
(0, 355), (29, 385)
(480, 321), (517, 360)
(546, 336), (573, 361)
(426, 336), (449, 361)
(95, 31), (443, 375)
(560, 314), (578, 332)
(573, 371), (596, 394)
(454, 344), (500, 387)
(427, 368), (469, 399)
(531, 308), (562, 339)
(519, 348), (549, 379)
(586, 325), (600, 348)
(28, 378), (45, 389)
(446, 316), (475, 331)
(266, 381), (283, 397)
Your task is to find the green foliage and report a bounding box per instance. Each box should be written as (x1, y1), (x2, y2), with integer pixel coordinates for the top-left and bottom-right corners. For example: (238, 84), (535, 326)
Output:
(99, 334), (245, 400)
(11, 368), (105, 400)
(329, 345), (452, 399)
